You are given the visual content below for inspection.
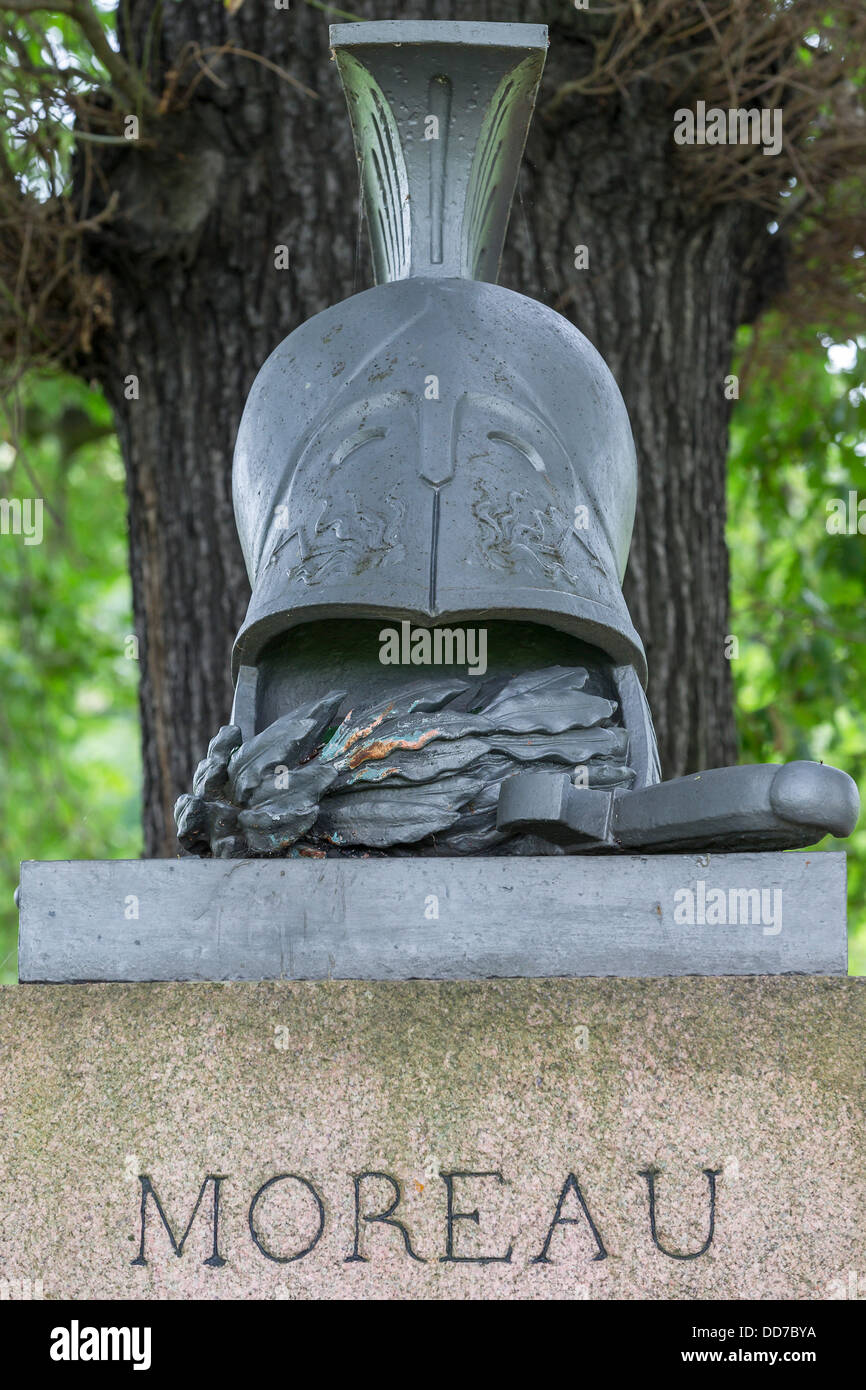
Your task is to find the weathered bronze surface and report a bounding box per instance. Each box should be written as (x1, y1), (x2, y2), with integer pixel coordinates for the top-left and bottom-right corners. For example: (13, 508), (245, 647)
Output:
(176, 20), (858, 858)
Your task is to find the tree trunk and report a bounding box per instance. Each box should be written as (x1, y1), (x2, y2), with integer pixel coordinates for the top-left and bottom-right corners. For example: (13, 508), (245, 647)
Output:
(80, 0), (776, 856)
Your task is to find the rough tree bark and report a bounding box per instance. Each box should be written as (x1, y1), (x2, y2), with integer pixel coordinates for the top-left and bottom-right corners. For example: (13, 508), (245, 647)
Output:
(78, 0), (781, 856)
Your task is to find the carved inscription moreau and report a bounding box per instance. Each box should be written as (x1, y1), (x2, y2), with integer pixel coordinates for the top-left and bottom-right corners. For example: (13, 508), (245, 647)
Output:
(130, 1167), (721, 1268)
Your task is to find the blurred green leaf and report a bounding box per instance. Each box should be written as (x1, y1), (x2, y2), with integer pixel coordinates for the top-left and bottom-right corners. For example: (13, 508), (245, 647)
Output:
(0, 372), (141, 983)
(728, 323), (866, 974)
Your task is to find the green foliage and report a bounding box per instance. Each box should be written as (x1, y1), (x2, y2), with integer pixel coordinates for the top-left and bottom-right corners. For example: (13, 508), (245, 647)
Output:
(3, 3), (119, 195)
(728, 324), (866, 972)
(0, 373), (140, 983)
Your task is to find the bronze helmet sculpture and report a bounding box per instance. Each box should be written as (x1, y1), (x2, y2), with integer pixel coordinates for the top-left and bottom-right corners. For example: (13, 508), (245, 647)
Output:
(175, 20), (858, 859)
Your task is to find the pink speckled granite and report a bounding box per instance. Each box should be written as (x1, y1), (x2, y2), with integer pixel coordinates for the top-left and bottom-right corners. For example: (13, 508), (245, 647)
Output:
(0, 979), (863, 1300)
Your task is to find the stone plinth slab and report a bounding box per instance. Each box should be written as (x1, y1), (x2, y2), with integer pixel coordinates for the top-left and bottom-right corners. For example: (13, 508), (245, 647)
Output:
(0, 978), (862, 1300)
(18, 852), (847, 982)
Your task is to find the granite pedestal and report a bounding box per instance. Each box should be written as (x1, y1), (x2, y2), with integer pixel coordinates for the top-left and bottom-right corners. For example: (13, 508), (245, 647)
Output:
(4, 852), (860, 1301)
(0, 977), (862, 1299)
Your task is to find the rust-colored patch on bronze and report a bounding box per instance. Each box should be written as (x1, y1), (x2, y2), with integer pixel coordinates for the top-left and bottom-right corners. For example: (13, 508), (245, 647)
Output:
(337, 706), (392, 757)
(347, 728), (440, 769)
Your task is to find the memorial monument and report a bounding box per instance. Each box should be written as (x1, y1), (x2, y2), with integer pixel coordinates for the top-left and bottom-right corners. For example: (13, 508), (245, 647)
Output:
(173, 20), (857, 864)
(4, 21), (863, 1303)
